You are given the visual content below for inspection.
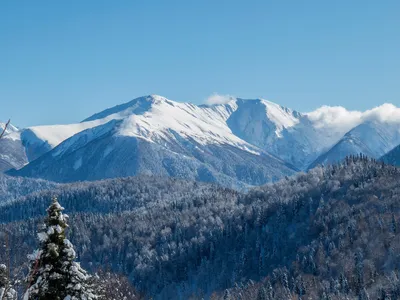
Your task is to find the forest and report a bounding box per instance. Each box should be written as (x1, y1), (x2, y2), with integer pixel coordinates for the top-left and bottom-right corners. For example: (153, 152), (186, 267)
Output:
(1, 156), (400, 299)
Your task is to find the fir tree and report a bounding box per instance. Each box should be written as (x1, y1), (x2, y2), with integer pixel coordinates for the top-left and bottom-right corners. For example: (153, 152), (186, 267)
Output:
(223, 289), (231, 300)
(24, 198), (97, 300)
(257, 286), (267, 300)
(0, 264), (17, 300)
(265, 280), (273, 300)
(359, 288), (370, 300)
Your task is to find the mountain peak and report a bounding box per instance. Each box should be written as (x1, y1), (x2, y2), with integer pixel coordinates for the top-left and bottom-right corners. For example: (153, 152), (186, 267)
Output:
(0, 121), (19, 135)
(82, 95), (172, 123)
(231, 98), (302, 130)
(148, 94), (168, 102)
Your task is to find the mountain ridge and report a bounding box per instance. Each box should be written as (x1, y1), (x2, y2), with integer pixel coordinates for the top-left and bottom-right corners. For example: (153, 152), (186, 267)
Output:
(3, 95), (400, 186)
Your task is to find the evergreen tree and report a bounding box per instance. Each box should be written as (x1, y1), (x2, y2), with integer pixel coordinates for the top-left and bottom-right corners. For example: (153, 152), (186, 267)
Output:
(359, 288), (370, 300)
(265, 280), (273, 300)
(391, 213), (397, 233)
(223, 289), (231, 300)
(0, 264), (17, 300)
(257, 286), (267, 300)
(24, 198), (97, 300)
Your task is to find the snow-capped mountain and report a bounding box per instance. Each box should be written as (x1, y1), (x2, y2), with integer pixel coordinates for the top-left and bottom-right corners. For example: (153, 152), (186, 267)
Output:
(4, 96), (400, 187)
(309, 104), (400, 168)
(0, 121), (18, 135)
(225, 100), (357, 169)
(0, 96), (363, 174)
(0, 107), (143, 172)
(8, 96), (298, 188)
(309, 121), (400, 168)
(0, 121), (21, 171)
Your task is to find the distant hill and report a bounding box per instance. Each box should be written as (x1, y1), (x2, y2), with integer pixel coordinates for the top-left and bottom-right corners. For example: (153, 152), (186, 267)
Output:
(0, 173), (58, 203)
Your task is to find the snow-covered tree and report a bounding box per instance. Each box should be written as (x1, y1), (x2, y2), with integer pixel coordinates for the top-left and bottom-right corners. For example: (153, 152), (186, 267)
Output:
(24, 198), (97, 300)
(0, 264), (17, 300)
(94, 271), (139, 300)
(257, 286), (267, 300)
(223, 289), (231, 300)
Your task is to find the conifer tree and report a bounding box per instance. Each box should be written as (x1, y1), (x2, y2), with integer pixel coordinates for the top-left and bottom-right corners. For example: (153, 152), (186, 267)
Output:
(24, 198), (97, 300)
(257, 286), (267, 300)
(0, 264), (17, 300)
(359, 287), (370, 300)
(223, 289), (231, 300)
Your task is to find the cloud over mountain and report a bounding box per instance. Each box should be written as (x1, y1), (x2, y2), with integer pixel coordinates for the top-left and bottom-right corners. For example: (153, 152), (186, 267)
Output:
(204, 93), (234, 105)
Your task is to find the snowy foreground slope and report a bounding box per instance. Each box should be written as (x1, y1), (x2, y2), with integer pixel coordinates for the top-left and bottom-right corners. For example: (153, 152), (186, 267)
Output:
(4, 96), (400, 187)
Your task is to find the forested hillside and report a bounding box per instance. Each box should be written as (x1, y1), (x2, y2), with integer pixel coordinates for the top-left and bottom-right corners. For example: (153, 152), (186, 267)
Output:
(0, 176), (237, 223)
(1, 157), (400, 299)
(0, 174), (58, 203)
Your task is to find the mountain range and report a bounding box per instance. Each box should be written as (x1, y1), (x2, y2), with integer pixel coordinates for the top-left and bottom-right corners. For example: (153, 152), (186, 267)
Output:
(2, 95), (400, 188)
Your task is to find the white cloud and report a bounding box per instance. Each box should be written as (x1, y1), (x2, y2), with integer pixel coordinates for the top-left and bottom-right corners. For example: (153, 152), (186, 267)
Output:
(306, 103), (400, 132)
(204, 93), (235, 105)
(362, 103), (400, 123)
(306, 106), (362, 131)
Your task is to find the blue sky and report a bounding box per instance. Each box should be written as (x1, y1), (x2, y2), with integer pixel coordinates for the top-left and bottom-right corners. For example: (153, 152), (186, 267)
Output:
(1, 0), (399, 127)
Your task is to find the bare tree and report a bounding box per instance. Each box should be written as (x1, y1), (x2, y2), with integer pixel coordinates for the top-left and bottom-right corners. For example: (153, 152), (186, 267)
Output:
(0, 120), (10, 139)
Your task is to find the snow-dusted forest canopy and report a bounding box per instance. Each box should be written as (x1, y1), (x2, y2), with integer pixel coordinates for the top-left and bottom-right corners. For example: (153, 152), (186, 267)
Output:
(2, 156), (400, 299)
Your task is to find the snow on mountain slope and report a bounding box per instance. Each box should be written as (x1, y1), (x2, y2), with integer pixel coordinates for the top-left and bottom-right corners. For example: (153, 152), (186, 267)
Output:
(381, 144), (400, 166)
(223, 100), (357, 169)
(10, 95), (297, 188)
(0, 121), (24, 172)
(5, 95), (400, 185)
(6, 113), (129, 149)
(0, 96), (374, 174)
(224, 98), (300, 139)
(376, 103), (400, 166)
(0, 121), (18, 135)
(10, 131), (296, 189)
(310, 119), (400, 168)
(82, 95), (155, 122)
(0, 105), (143, 171)
(0, 124), (97, 172)
(41, 94), (353, 171)
(23, 95), (254, 154)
